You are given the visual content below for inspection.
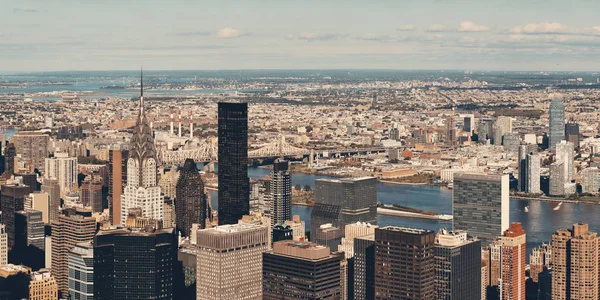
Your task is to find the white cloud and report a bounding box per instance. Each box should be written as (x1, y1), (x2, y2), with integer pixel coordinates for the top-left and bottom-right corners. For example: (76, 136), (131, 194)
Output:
(426, 24), (447, 32)
(510, 22), (571, 34)
(592, 26), (600, 33)
(397, 24), (417, 32)
(215, 27), (241, 38)
(458, 21), (490, 32)
(290, 32), (347, 41)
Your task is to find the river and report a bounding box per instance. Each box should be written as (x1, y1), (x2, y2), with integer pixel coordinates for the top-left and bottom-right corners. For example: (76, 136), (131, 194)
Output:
(208, 167), (600, 257)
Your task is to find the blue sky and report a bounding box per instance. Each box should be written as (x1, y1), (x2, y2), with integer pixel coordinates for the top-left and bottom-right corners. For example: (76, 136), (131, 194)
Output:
(1, 0), (600, 72)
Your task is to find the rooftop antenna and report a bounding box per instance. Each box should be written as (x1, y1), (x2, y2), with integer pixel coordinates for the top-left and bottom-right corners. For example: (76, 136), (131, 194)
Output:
(139, 67), (144, 116)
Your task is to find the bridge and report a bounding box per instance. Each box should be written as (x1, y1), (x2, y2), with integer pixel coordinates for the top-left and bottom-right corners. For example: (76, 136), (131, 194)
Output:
(158, 135), (389, 164)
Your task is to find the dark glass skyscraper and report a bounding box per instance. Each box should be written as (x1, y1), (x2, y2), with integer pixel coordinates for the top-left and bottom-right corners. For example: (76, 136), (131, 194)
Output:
(434, 230), (481, 300)
(3, 143), (16, 176)
(176, 158), (207, 236)
(270, 159), (292, 225)
(549, 98), (565, 148)
(565, 122), (580, 149)
(1, 184), (29, 250)
(354, 234), (376, 300)
(217, 102), (249, 225)
(94, 228), (177, 300)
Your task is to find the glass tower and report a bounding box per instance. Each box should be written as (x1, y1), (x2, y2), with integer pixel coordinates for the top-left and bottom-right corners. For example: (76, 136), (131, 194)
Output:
(549, 98), (565, 148)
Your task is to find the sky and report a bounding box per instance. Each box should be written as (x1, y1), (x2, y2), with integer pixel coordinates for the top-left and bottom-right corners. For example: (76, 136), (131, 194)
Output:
(1, 0), (600, 72)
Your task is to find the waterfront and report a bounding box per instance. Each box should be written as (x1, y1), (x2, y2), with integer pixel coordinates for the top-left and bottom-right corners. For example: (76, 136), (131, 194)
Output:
(208, 166), (600, 257)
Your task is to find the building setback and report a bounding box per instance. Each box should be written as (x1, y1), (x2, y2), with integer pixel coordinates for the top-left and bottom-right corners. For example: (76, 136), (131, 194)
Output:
(263, 240), (341, 299)
(217, 102), (250, 225)
(374, 226), (435, 300)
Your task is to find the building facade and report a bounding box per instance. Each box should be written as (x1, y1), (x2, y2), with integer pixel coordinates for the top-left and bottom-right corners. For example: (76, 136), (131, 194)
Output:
(556, 140), (574, 183)
(354, 234), (375, 300)
(497, 222), (526, 300)
(108, 148), (128, 226)
(549, 98), (565, 148)
(434, 230), (482, 299)
(1, 184), (29, 249)
(581, 167), (600, 194)
(29, 269), (58, 300)
(41, 179), (61, 223)
(80, 174), (103, 213)
(13, 131), (50, 172)
(176, 159), (207, 236)
(68, 242), (94, 300)
(44, 152), (77, 195)
(269, 159), (292, 225)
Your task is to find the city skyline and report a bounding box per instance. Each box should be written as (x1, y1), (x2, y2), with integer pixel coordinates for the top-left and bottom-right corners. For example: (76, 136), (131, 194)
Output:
(1, 0), (600, 72)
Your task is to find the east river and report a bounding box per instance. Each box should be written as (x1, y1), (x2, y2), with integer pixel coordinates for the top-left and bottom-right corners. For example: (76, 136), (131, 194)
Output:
(209, 167), (600, 258)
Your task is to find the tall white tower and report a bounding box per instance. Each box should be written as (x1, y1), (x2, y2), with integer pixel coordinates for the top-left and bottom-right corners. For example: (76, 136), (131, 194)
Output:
(120, 69), (164, 225)
(189, 111), (194, 139)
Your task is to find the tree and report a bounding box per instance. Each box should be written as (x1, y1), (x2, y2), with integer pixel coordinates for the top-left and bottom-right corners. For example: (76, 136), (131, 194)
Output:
(304, 184), (311, 192)
(295, 184), (302, 191)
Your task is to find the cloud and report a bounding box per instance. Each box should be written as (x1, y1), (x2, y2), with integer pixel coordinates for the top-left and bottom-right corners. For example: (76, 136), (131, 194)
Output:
(458, 21), (490, 32)
(397, 25), (417, 32)
(426, 24), (447, 32)
(215, 27), (242, 38)
(289, 32), (348, 41)
(356, 34), (395, 42)
(13, 6), (37, 13)
(510, 22), (572, 34)
(172, 31), (211, 37)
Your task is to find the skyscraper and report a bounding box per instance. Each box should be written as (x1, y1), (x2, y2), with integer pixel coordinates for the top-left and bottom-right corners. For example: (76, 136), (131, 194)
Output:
(565, 122), (580, 148)
(94, 227), (177, 300)
(374, 226), (435, 299)
(338, 222), (378, 258)
(1, 184), (29, 249)
(196, 223), (267, 300)
(549, 97), (565, 148)
(525, 152), (541, 194)
(497, 222), (526, 300)
(549, 161), (565, 196)
(41, 179), (61, 223)
(80, 174), (103, 213)
(108, 148), (128, 225)
(218, 102), (249, 225)
(434, 229), (482, 299)
(269, 159), (292, 225)
(551, 222), (599, 300)
(13, 131), (50, 172)
(176, 158), (207, 236)
(492, 116), (513, 145)
(263, 240), (342, 299)
(68, 242), (94, 300)
(51, 212), (96, 297)
(14, 209), (45, 270)
(354, 234), (375, 300)
(529, 242), (551, 283)
(0, 225), (7, 265)
(556, 140), (574, 183)
(44, 152), (77, 195)
(3, 143), (16, 176)
(310, 177), (377, 240)
(581, 167), (600, 194)
(121, 72), (163, 225)
(446, 115), (456, 148)
(453, 173), (509, 246)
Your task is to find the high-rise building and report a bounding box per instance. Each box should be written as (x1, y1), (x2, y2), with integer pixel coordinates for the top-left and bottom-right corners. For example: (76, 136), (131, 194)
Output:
(68, 241), (94, 300)
(434, 229), (481, 299)
(108, 148), (128, 225)
(176, 158), (207, 236)
(502, 132), (520, 152)
(310, 177), (377, 240)
(196, 223), (267, 300)
(551, 222), (599, 300)
(218, 102), (250, 225)
(549, 98), (565, 148)
(478, 119), (494, 143)
(14, 210), (45, 269)
(497, 222), (526, 300)
(1, 184), (29, 249)
(529, 242), (551, 283)
(239, 212), (272, 249)
(16, 172), (38, 193)
(28, 269), (58, 300)
(453, 173), (509, 246)
(463, 114), (475, 133)
(525, 153), (541, 194)
(272, 224), (293, 243)
(94, 227), (177, 300)
(338, 222), (378, 258)
(446, 115), (456, 147)
(51, 212), (96, 297)
(0, 224), (7, 265)
(493, 116), (513, 145)
(158, 167), (179, 200)
(374, 226), (435, 299)
(41, 179), (61, 223)
(3, 142), (16, 176)
(549, 161), (565, 196)
(44, 152), (77, 195)
(121, 74), (163, 225)
(263, 240), (342, 299)
(565, 122), (580, 148)
(556, 140), (574, 183)
(284, 215), (306, 241)
(581, 167), (600, 194)
(163, 198), (175, 228)
(13, 131), (50, 172)
(31, 192), (50, 224)
(80, 174), (103, 213)
(354, 234), (375, 300)
(269, 159), (292, 226)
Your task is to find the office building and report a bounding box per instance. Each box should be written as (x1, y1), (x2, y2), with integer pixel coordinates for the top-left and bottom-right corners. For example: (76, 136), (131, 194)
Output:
(263, 240), (341, 299)
(284, 215), (306, 241)
(549, 98), (565, 148)
(478, 119), (494, 143)
(3, 142), (16, 176)
(68, 242), (93, 300)
(120, 78), (163, 225)
(581, 167), (600, 194)
(556, 140), (574, 183)
(549, 162), (565, 196)
(163, 198), (175, 228)
(158, 167), (179, 200)
(16, 172), (38, 193)
(551, 222), (599, 300)
(218, 102), (250, 225)
(13, 131), (50, 172)
(94, 227), (177, 300)
(196, 223), (268, 300)
(29, 269), (58, 300)
(310, 177), (377, 240)
(31, 192), (50, 224)
(269, 159), (292, 226)
(176, 158), (207, 236)
(565, 122), (580, 148)
(44, 152), (77, 195)
(338, 222), (378, 258)
(434, 229), (481, 300)
(497, 222), (526, 300)
(14, 210), (45, 269)
(108, 148), (128, 225)
(0, 224), (7, 265)
(272, 224), (293, 242)
(80, 174), (103, 213)
(239, 212), (272, 249)
(529, 242), (551, 283)
(374, 226), (435, 299)
(41, 179), (61, 223)
(526, 153), (541, 194)
(313, 223), (344, 251)
(177, 244), (197, 299)
(493, 116), (512, 145)
(502, 132), (520, 152)
(51, 213), (96, 297)
(446, 115), (456, 147)
(1, 184), (29, 249)
(354, 234), (375, 300)
(453, 173), (509, 246)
